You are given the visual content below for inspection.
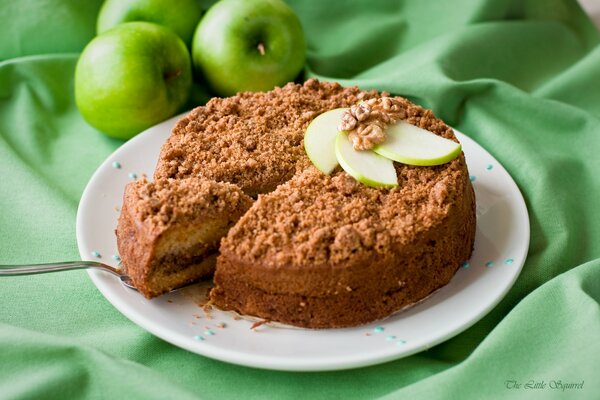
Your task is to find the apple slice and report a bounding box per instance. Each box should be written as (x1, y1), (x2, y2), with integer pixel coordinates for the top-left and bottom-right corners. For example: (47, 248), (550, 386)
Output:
(335, 131), (398, 188)
(373, 121), (461, 166)
(304, 108), (348, 174)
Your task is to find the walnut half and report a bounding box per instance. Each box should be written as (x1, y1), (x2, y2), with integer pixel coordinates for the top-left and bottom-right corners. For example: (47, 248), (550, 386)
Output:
(338, 97), (406, 151)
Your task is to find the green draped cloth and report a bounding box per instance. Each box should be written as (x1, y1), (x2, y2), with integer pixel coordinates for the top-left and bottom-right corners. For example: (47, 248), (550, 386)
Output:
(1, 0), (599, 398)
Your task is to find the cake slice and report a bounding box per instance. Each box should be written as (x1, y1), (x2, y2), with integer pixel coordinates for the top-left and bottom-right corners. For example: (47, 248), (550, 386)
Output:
(116, 177), (253, 298)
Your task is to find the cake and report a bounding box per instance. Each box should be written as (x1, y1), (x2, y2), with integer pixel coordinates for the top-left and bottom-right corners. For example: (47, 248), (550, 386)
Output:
(116, 79), (476, 328)
(213, 163), (475, 328)
(116, 177), (252, 298)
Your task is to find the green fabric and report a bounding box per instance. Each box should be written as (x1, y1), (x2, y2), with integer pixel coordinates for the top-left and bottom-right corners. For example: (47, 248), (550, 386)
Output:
(1, 0), (599, 398)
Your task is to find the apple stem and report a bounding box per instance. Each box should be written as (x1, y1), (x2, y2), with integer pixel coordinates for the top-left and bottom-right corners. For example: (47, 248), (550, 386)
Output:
(164, 69), (182, 82)
(257, 42), (266, 56)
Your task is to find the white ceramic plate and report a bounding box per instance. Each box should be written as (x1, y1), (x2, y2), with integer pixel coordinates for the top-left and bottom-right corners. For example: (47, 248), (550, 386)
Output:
(76, 114), (529, 371)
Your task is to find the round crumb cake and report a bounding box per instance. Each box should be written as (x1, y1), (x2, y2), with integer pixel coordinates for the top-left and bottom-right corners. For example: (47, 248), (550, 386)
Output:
(117, 79), (476, 328)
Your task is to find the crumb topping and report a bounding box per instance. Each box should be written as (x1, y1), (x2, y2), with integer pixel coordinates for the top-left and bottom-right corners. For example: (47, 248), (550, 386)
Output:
(126, 177), (252, 228)
(151, 78), (464, 266)
(339, 97), (407, 150)
(222, 156), (466, 266)
(155, 79), (380, 196)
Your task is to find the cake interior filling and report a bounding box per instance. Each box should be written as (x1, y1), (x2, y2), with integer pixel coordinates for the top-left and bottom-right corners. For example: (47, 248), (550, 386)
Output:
(146, 218), (235, 291)
(148, 254), (217, 294)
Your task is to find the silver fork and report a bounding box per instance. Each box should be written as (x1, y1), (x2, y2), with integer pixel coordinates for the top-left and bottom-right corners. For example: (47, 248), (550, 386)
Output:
(0, 261), (136, 289)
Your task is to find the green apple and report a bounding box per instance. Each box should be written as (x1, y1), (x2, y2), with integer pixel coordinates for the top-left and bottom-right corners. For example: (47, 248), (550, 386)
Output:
(374, 121), (461, 166)
(97, 0), (202, 46)
(75, 22), (192, 140)
(335, 131), (398, 188)
(192, 0), (305, 96)
(304, 108), (347, 174)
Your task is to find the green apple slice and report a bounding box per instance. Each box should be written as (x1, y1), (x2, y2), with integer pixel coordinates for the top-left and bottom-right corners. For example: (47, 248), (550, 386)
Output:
(304, 108), (348, 174)
(373, 121), (461, 166)
(335, 131), (398, 188)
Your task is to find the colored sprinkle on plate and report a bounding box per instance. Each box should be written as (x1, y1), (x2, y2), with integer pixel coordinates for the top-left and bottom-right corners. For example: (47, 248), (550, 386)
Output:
(112, 161), (121, 169)
(193, 335), (205, 341)
(373, 326), (385, 333)
(505, 258), (514, 265)
(91, 251), (101, 258)
(205, 330), (215, 336)
(128, 172), (137, 180)
(386, 335), (396, 341)
(485, 261), (494, 268)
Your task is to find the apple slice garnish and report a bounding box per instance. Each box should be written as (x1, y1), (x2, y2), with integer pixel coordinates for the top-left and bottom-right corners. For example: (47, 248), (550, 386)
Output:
(304, 108), (347, 174)
(335, 131), (398, 188)
(373, 121), (461, 166)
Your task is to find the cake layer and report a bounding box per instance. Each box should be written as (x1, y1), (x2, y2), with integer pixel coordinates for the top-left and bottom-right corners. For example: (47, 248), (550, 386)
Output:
(211, 260), (457, 329)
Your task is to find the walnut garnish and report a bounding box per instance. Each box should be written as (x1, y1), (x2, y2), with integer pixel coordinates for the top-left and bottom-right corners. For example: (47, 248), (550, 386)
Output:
(338, 97), (406, 150)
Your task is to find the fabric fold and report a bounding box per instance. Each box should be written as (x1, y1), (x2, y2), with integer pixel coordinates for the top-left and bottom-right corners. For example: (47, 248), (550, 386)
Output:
(0, 0), (598, 398)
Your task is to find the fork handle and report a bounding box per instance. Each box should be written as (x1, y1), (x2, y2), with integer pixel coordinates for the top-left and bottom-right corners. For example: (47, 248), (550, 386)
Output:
(0, 261), (119, 276)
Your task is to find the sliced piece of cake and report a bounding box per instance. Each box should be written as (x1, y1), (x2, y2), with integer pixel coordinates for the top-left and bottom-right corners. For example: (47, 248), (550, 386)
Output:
(116, 177), (253, 298)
